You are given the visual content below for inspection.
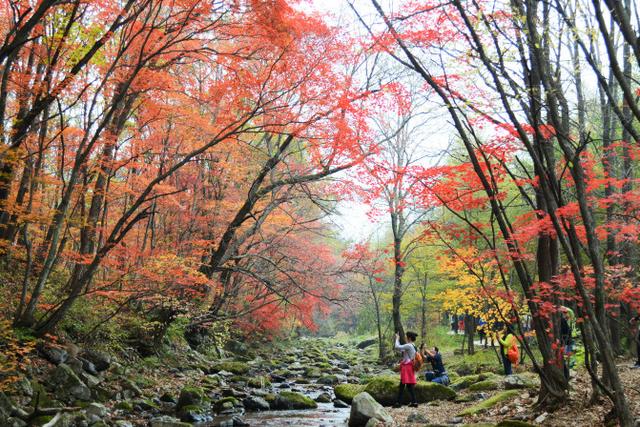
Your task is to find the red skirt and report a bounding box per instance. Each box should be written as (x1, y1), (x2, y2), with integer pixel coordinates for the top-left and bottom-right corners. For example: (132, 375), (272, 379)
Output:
(399, 361), (416, 384)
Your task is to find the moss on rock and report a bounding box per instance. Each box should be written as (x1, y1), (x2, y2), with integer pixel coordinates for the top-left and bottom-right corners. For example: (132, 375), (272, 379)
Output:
(334, 383), (366, 403)
(272, 391), (317, 410)
(212, 361), (250, 375)
(363, 376), (456, 406)
(458, 390), (520, 416)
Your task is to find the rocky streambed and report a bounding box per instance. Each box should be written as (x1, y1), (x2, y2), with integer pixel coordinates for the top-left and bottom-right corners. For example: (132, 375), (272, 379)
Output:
(0, 336), (540, 427)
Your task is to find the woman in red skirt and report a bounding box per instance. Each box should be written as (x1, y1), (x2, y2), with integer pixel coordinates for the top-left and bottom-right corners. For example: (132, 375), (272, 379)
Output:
(393, 331), (418, 407)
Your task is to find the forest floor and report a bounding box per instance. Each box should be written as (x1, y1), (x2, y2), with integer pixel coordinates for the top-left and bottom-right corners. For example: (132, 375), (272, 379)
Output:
(387, 350), (640, 426)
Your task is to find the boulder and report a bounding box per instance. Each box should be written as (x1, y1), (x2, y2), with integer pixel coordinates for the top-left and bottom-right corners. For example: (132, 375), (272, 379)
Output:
(47, 363), (91, 402)
(272, 391), (318, 410)
(85, 402), (108, 418)
(348, 392), (393, 427)
(176, 386), (206, 411)
(504, 374), (536, 390)
(81, 349), (111, 372)
(38, 344), (68, 365)
(121, 379), (143, 399)
(243, 396), (270, 411)
(317, 374), (339, 385)
(213, 397), (240, 413)
(334, 383), (367, 403)
(315, 392), (332, 403)
(363, 376), (455, 406)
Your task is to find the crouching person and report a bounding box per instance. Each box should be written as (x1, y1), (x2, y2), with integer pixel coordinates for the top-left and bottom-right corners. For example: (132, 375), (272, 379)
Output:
(422, 345), (450, 386)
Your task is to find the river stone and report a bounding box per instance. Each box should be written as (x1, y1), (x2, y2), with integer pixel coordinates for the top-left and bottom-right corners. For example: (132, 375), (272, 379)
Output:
(48, 363), (91, 402)
(334, 383), (367, 403)
(315, 392), (332, 403)
(317, 374), (339, 385)
(243, 396), (269, 411)
(272, 391), (318, 410)
(177, 386), (205, 410)
(150, 416), (191, 427)
(334, 399), (350, 408)
(349, 392), (393, 427)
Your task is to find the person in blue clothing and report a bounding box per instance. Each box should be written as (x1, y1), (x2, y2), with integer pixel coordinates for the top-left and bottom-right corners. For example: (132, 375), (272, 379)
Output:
(420, 345), (449, 385)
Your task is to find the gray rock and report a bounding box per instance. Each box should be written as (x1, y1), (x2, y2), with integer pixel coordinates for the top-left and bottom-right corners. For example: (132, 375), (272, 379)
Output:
(242, 396), (269, 411)
(407, 412), (428, 423)
(349, 392), (393, 427)
(315, 392), (332, 403)
(39, 345), (68, 365)
(448, 416), (463, 424)
(535, 412), (548, 423)
(121, 379), (143, 398)
(48, 363), (91, 402)
(333, 399), (349, 408)
(504, 374), (529, 390)
(81, 350), (111, 372)
(115, 421), (134, 427)
(80, 358), (98, 376)
(85, 402), (108, 418)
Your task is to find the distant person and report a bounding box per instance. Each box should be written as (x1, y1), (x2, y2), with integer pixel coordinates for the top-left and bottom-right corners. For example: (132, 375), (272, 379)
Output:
(421, 344), (449, 385)
(458, 319), (464, 334)
(560, 306), (574, 379)
(498, 326), (517, 375)
(451, 314), (458, 334)
(394, 331), (418, 407)
(477, 319), (488, 348)
(630, 315), (640, 368)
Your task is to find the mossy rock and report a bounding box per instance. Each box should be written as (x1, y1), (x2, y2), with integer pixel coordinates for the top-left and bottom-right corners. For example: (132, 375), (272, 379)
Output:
(176, 386), (206, 411)
(468, 379), (500, 391)
(317, 374), (339, 385)
(213, 361), (250, 375)
(334, 383), (366, 403)
(213, 396), (240, 412)
(264, 393), (277, 406)
(304, 367), (322, 378)
(496, 420), (536, 427)
(230, 375), (248, 383)
(458, 390), (520, 416)
(451, 373), (498, 391)
(272, 391), (317, 410)
(248, 376), (271, 388)
(363, 376), (456, 406)
(115, 401), (134, 411)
